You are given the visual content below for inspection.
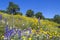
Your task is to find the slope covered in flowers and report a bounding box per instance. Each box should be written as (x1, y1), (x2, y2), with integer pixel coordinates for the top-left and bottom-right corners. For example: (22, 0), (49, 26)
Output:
(0, 12), (60, 40)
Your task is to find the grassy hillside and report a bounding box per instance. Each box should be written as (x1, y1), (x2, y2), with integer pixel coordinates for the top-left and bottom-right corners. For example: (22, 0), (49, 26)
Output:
(0, 12), (60, 40)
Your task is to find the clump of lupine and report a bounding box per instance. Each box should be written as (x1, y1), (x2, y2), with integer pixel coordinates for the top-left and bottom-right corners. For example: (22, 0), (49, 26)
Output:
(3, 26), (32, 40)
(0, 14), (2, 24)
(3, 18), (32, 40)
(0, 14), (2, 20)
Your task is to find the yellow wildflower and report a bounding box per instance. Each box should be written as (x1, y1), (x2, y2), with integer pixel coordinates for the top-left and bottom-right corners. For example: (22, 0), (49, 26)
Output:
(29, 37), (32, 40)
(11, 39), (14, 40)
(22, 36), (26, 40)
(49, 36), (52, 38)
(1, 35), (4, 38)
(57, 35), (59, 37)
(43, 31), (47, 34)
(32, 29), (36, 33)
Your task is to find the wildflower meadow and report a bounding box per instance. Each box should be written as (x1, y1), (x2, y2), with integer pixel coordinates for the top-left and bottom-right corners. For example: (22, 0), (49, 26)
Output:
(0, 12), (60, 40)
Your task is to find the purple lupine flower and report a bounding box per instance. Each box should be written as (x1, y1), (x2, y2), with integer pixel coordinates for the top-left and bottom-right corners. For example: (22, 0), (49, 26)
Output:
(17, 29), (21, 39)
(4, 27), (16, 39)
(9, 28), (16, 37)
(9, 29), (15, 36)
(4, 30), (11, 39)
(4, 33), (9, 40)
(5, 25), (9, 33)
(0, 14), (2, 20)
(13, 28), (17, 35)
(4, 30), (12, 37)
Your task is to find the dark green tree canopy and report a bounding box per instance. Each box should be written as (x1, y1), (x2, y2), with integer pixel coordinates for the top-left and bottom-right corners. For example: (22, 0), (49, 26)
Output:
(53, 15), (60, 24)
(7, 2), (20, 14)
(26, 9), (34, 17)
(0, 10), (7, 13)
(15, 12), (23, 15)
(35, 12), (44, 19)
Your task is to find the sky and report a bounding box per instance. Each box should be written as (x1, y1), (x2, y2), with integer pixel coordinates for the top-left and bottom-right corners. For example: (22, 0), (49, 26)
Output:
(0, 0), (60, 18)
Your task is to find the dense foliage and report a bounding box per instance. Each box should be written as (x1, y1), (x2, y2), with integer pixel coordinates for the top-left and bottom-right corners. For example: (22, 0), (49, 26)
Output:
(26, 10), (34, 17)
(7, 2), (20, 14)
(53, 15), (60, 24)
(35, 12), (44, 19)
